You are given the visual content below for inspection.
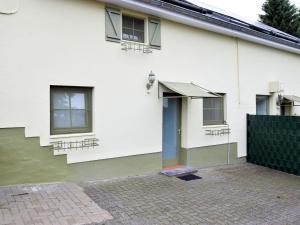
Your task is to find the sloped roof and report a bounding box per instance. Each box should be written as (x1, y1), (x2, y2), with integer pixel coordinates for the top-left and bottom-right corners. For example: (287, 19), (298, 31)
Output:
(159, 0), (300, 49)
(185, 0), (298, 40)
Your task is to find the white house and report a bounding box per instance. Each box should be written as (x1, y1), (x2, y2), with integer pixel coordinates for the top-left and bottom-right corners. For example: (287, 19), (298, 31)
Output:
(1, 0), (300, 185)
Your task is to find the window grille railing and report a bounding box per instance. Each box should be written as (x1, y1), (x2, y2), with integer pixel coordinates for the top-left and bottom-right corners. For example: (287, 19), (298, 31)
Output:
(205, 128), (231, 136)
(51, 138), (99, 151)
(121, 41), (152, 54)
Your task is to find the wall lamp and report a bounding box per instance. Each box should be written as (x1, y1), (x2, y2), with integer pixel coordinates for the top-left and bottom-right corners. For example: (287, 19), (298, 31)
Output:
(146, 71), (156, 90)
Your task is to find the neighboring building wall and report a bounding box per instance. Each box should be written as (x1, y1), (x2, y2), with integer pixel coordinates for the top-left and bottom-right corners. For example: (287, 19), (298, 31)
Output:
(1, 0), (300, 174)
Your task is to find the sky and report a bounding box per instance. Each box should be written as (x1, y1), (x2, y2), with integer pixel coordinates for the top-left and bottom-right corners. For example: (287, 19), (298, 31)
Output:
(191, 0), (300, 21)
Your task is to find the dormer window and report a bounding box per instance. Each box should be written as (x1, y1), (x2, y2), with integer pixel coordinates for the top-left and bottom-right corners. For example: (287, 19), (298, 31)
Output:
(122, 15), (145, 43)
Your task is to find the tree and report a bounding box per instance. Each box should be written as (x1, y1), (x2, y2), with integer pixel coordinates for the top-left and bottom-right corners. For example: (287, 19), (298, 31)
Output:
(259, 0), (300, 38)
(297, 10), (300, 37)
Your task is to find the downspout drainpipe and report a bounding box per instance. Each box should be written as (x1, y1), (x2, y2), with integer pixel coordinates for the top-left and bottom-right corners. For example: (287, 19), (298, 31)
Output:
(98, 0), (300, 55)
(227, 123), (230, 165)
(236, 38), (241, 105)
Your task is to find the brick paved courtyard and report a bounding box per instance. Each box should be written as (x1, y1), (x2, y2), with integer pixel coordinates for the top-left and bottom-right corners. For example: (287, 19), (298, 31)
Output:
(83, 164), (300, 225)
(0, 183), (112, 225)
(0, 163), (300, 225)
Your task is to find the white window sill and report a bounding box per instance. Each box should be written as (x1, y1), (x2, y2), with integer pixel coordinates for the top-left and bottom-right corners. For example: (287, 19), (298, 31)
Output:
(50, 132), (95, 140)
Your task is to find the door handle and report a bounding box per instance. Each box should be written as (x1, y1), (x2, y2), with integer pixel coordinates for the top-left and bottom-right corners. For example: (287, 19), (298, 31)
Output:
(177, 129), (181, 135)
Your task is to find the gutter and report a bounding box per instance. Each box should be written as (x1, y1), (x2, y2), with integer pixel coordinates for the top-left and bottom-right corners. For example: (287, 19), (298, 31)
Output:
(98, 0), (300, 55)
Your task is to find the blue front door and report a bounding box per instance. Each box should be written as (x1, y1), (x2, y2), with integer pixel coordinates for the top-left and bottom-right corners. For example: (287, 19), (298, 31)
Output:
(162, 98), (181, 167)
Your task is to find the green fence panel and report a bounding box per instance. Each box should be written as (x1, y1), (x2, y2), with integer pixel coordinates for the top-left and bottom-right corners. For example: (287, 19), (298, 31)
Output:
(247, 114), (300, 176)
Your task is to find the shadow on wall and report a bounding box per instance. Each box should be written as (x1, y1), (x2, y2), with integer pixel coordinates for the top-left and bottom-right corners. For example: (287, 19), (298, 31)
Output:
(0, 128), (162, 186)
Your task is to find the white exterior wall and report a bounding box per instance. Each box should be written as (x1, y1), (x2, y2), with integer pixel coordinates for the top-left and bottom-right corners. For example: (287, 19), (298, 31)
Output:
(1, 0), (300, 163)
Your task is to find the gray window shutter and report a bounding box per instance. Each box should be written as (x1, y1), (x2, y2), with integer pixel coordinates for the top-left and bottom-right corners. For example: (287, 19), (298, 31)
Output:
(105, 8), (121, 42)
(148, 18), (161, 49)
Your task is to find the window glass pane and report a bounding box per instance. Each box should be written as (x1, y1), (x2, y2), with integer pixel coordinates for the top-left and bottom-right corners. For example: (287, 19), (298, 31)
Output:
(122, 15), (144, 43)
(203, 109), (211, 121)
(134, 18), (144, 31)
(70, 93), (85, 109)
(133, 30), (144, 42)
(213, 109), (222, 121)
(203, 96), (224, 125)
(122, 15), (133, 28)
(122, 28), (133, 41)
(53, 92), (70, 109)
(53, 110), (71, 128)
(203, 98), (212, 108)
(204, 97), (222, 109)
(212, 98), (222, 109)
(71, 110), (86, 127)
(256, 95), (268, 115)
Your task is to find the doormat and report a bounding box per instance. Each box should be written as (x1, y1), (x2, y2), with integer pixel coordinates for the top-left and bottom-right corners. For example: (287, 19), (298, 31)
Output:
(160, 167), (198, 177)
(177, 174), (202, 181)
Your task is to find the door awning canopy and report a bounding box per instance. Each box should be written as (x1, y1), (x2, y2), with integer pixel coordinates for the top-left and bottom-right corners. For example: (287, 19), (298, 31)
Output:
(159, 81), (219, 98)
(283, 95), (300, 103)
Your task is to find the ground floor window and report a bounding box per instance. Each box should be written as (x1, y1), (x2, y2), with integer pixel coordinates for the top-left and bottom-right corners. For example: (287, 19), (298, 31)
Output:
(50, 86), (92, 135)
(256, 95), (269, 115)
(203, 95), (225, 126)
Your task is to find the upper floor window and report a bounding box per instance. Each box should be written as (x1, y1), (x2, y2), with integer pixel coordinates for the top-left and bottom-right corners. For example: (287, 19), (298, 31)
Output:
(105, 7), (161, 48)
(256, 95), (269, 115)
(203, 95), (225, 126)
(122, 15), (145, 43)
(50, 86), (92, 135)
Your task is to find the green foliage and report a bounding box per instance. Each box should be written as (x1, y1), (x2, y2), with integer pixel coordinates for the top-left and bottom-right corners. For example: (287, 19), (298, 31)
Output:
(297, 10), (300, 37)
(259, 0), (300, 38)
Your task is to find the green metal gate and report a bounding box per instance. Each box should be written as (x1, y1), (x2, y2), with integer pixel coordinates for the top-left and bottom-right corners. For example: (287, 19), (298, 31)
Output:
(247, 114), (300, 176)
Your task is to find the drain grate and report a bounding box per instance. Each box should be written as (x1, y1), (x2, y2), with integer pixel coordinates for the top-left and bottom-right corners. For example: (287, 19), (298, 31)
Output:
(177, 174), (202, 181)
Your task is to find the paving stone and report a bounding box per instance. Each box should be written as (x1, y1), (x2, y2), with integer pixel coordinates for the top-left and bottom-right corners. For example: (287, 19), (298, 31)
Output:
(82, 163), (300, 225)
(0, 183), (112, 225)
(1, 164), (299, 225)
